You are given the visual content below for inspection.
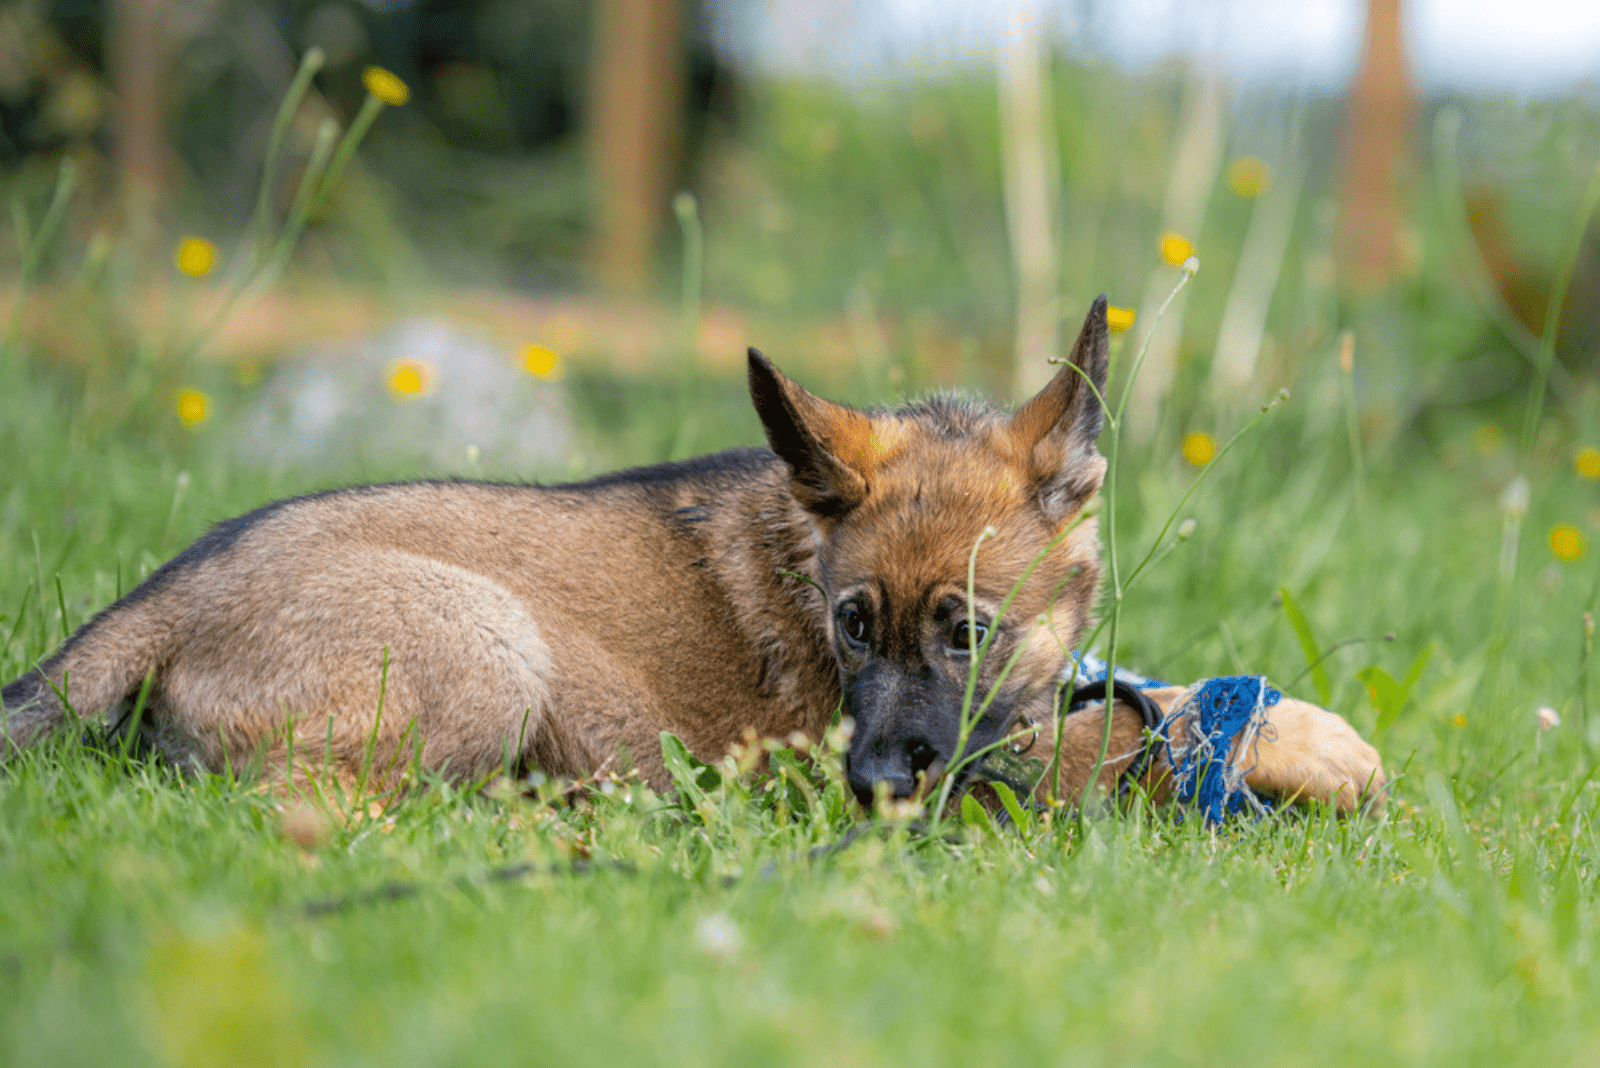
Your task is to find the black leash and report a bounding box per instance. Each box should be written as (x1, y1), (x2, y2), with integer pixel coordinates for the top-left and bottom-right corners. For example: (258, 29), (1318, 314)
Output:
(972, 677), (1168, 819)
(1065, 677), (1166, 790)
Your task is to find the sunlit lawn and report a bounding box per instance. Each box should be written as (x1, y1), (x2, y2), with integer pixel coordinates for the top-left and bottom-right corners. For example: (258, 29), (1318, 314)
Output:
(2, 316), (1599, 1065)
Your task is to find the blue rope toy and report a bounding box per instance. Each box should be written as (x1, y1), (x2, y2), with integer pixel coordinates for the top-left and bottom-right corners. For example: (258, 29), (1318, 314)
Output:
(1068, 654), (1283, 824)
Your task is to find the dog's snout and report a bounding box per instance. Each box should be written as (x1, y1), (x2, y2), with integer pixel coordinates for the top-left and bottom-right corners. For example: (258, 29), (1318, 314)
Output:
(848, 735), (941, 809)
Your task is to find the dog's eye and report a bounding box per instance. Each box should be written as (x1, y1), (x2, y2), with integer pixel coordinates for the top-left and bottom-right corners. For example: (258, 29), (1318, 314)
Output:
(837, 603), (869, 645)
(950, 620), (989, 651)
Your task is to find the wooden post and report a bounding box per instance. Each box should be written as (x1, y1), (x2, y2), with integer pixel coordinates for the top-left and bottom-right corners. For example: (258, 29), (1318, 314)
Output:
(588, 0), (685, 296)
(110, 0), (175, 218)
(998, 1), (1061, 398)
(1339, 0), (1415, 286)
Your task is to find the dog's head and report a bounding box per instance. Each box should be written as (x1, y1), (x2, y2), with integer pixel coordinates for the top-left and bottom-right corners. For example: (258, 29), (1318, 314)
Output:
(749, 297), (1111, 808)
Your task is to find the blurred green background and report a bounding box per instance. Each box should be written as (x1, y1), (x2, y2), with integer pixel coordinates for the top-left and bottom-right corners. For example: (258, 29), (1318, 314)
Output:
(1, 0), (1593, 401)
(2, 0), (1600, 736)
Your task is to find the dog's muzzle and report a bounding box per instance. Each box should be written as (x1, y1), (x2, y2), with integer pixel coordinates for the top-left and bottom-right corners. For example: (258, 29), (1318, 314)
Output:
(846, 735), (943, 808)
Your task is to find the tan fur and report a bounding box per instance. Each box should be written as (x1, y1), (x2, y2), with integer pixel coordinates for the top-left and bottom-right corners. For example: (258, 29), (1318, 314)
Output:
(1, 298), (1384, 815)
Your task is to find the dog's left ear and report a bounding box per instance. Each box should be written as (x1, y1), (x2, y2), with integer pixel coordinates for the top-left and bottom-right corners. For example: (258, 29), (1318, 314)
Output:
(748, 350), (883, 519)
(1008, 295), (1111, 525)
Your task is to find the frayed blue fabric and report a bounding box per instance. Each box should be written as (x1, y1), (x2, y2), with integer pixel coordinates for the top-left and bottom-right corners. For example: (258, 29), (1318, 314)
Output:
(1160, 676), (1281, 824)
(1063, 655), (1280, 825)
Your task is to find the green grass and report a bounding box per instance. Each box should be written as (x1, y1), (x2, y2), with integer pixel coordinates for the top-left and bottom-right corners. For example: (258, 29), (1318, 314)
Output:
(2, 330), (1599, 1065)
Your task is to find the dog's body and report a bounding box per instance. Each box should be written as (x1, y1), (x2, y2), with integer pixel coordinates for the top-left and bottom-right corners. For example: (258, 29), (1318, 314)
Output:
(2, 300), (1383, 812)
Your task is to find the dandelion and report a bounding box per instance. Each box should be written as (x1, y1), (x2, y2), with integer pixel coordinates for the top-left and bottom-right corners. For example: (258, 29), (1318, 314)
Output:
(174, 237), (217, 277)
(175, 388), (209, 426)
(363, 66), (410, 107)
(1225, 156), (1271, 198)
(1549, 524), (1584, 561)
(1452, 713), (1467, 727)
(1159, 231), (1195, 267)
(522, 344), (563, 380)
(1472, 423), (1505, 457)
(1537, 706), (1561, 732)
(1182, 432), (1215, 467)
(1576, 446), (1600, 481)
(1105, 305), (1136, 333)
(387, 359), (433, 397)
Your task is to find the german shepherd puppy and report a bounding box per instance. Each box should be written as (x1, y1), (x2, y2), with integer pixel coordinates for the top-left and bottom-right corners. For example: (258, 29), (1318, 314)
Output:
(1, 298), (1383, 812)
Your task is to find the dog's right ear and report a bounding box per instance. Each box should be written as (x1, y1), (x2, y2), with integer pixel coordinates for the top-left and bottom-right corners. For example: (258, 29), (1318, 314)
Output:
(1007, 296), (1112, 525)
(748, 350), (873, 519)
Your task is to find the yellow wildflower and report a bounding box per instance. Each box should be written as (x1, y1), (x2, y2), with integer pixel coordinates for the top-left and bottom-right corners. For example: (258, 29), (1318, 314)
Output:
(522, 344), (563, 380)
(1159, 232), (1194, 267)
(1452, 713), (1467, 727)
(1105, 305), (1136, 333)
(1182, 432), (1215, 466)
(363, 66), (410, 107)
(387, 359), (433, 397)
(1550, 524), (1584, 562)
(1225, 156), (1271, 198)
(175, 237), (217, 277)
(1575, 446), (1600, 480)
(176, 388), (209, 426)
(1472, 423), (1505, 457)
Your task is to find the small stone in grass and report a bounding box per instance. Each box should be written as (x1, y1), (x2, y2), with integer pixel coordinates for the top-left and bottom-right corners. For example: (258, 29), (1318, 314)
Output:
(281, 803), (330, 851)
(694, 912), (742, 959)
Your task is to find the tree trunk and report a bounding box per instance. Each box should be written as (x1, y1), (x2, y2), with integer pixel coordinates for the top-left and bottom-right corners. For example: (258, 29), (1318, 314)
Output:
(588, 0), (685, 296)
(1339, 0), (1415, 286)
(110, 0), (175, 219)
(998, 1), (1061, 398)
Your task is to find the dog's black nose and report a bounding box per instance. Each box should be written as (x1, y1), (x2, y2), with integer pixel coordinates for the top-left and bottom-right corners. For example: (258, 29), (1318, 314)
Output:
(847, 737), (941, 809)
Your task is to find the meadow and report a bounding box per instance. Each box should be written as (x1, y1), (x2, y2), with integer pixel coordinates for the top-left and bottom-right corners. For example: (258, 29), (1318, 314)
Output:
(3, 58), (1600, 1066)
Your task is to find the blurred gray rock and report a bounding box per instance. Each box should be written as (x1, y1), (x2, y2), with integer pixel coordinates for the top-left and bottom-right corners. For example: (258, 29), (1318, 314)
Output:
(238, 316), (572, 476)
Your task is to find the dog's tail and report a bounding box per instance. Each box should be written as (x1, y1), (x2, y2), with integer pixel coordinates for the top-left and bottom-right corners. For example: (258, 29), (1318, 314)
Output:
(1, 594), (172, 761)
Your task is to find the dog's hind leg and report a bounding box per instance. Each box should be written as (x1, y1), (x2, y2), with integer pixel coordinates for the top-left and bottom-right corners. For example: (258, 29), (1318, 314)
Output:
(151, 553), (573, 791)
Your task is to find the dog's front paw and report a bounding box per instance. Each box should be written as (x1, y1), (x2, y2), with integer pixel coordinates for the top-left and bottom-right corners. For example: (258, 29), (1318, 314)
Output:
(1242, 697), (1386, 815)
